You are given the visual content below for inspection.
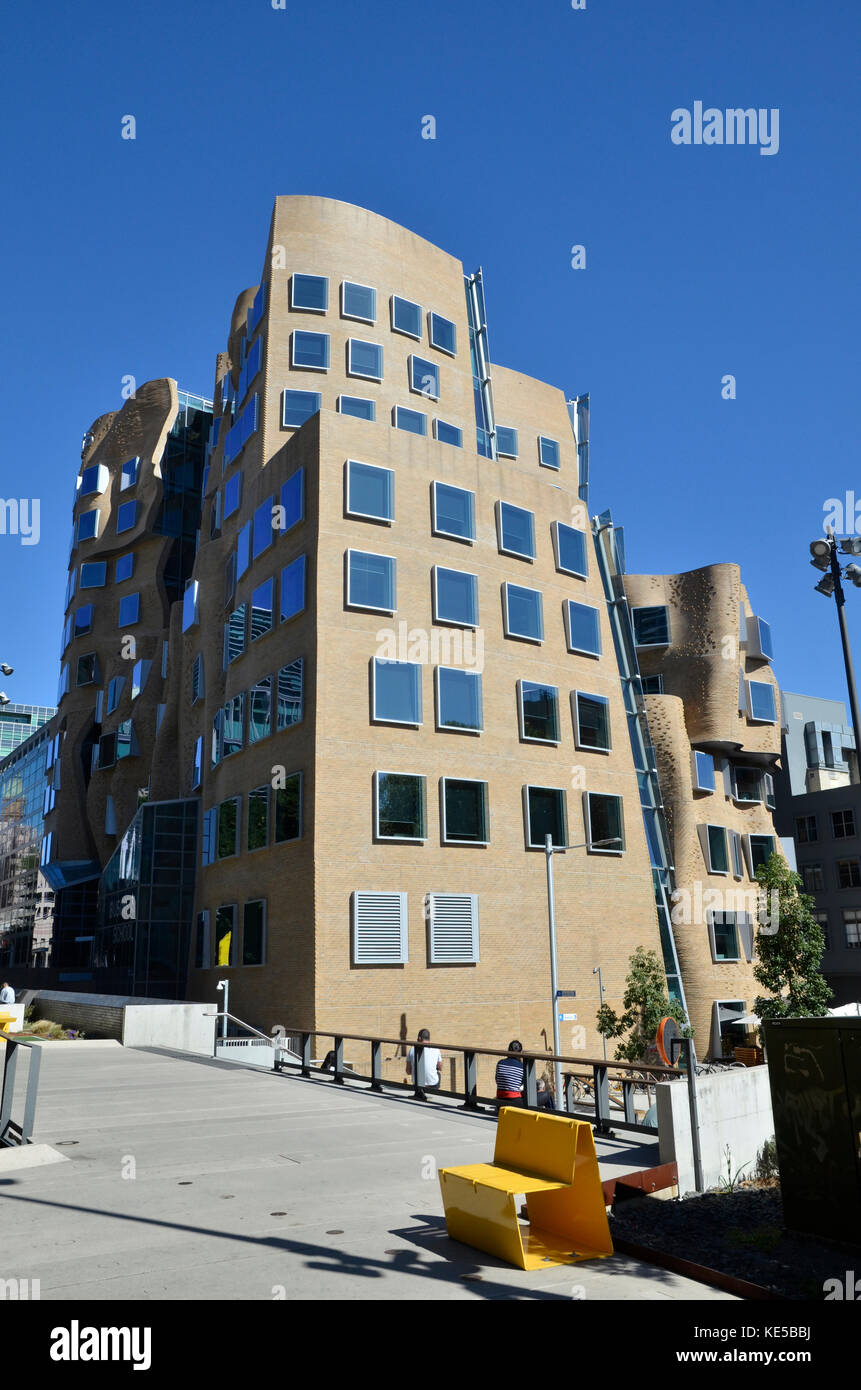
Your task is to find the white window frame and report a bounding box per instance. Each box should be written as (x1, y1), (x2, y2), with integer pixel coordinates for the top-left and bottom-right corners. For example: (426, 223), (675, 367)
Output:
(524, 784), (568, 850)
(552, 520), (588, 579)
(345, 548), (397, 614)
(432, 565), (478, 629)
(746, 615), (773, 661)
(573, 691), (612, 754)
(583, 791), (626, 854)
(538, 436), (560, 470)
(289, 272), (329, 313)
(392, 405), (427, 435)
(746, 679), (777, 723)
(564, 600), (600, 656)
(428, 312), (457, 357)
(352, 891), (409, 965)
(337, 394), (376, 420)
(409, 354), (440, 401)
(631, 604), (671, 648)
(700, 823), (730, 875)
(731, 764), (763, 803)
(496, 500), (536, 562)
(373, 771), (427, 843)
(503, 582), (544, 644)
(707, 910), (742, 963)
(432, 418), (463, 447)
(347, 337), (384, 383)
(427, 893), (480, 964)
(371, 658), (423, 728)
(340, 280), (377, 325)
(431, 481), (475, 543)
(517, 679), (560, 746)
(391, 294), (422, 340)
(692, 750), (716, 793)
(282, 389), (322, 429)
(440, 779), (489, 847)
(290, 330), (330, 372)
(434, 666), (483, 734)
(495, 426), (519, 459)
(345, 460), (395, 523)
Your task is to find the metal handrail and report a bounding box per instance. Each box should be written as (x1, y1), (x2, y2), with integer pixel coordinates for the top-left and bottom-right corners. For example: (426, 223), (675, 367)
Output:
(204, 1010), (275, 1046)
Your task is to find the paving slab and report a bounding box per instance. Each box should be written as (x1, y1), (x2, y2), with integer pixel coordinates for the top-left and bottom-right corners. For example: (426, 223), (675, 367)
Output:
(0, 1046), (733, 1301)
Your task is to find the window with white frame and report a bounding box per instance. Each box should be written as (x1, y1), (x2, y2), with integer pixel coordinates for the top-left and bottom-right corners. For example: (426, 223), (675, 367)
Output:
(574, 692), (611, 752)
(433, 566), (478, 627)
(428, 313), (457, 356)
(372, 659), (422, 726)
(290, 273), (328, 312)
(440, 780), (488, 845)
(346, 461), (394, 522)
(565, 600), (600, 655)
(496, 502), (535, 561)
(346, 550), (396, 612)
(347, 338), (384, 382)
(525, 785), (567, 849)
(432, 481), (474, 541)
(435, 666), (482, 732)
(341, 281), (376, 323)
(632, 606), (670, 647)
(519, 680), (559, 743)
(552, 521), (588, 578)
(692, 750), (716, 792)
(504, 583), (543, 642)
(375, 772), (426, 841)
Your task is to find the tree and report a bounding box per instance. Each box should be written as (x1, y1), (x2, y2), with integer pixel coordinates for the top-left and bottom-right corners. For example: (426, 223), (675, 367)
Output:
(595, 946), (689, 1064)
(753, 854), (832, 1022)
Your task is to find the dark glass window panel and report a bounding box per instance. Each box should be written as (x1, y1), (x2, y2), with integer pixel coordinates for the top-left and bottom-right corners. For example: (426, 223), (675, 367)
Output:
(274, 775), (301, 842)
(527, 787), (566, 848)
(377, 773), (425, 839)
(248, 787), (269, 851)
(521, 682), (559, 742)
(444, 779), (487, 842)
(437, 667), (482, 730)
(277, 660), (303, 729)
(243, 901), (266, 965)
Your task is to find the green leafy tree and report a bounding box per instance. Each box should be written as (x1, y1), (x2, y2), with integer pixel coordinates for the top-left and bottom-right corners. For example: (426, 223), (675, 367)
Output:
(595, 946), (689, 1063)
(753, 854), (832, 1022)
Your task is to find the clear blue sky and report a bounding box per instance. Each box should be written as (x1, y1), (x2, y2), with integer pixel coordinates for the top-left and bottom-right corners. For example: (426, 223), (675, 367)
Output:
(3, 0), (859, 711)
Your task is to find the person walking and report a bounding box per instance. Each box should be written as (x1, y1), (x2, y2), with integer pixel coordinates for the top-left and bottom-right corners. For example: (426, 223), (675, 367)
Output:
(405, 1028), (442, 1092)
(495, 1039), (524, 1106)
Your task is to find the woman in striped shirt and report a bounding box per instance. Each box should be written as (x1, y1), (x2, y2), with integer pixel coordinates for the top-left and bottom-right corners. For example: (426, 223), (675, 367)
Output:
(495, 1040), (524, 1103)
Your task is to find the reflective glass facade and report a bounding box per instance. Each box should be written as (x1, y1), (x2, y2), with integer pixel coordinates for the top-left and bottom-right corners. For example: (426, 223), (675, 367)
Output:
(0, 720), (56, 966)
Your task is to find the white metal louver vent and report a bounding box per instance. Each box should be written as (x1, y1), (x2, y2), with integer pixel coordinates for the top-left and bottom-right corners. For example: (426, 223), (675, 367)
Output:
(427, 893), (479, 964)
(352, 891), (408, 964)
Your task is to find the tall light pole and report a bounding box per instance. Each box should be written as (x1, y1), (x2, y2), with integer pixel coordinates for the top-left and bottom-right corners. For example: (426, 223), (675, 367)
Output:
(545, 833), (621, 1108)
(593, 966), (607, 1060)
(810, 528), (861, 760)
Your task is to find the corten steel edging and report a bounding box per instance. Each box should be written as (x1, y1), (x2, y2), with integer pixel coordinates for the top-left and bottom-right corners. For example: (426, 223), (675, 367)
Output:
(611, 1236), (784, 1301)
(602, 1162), (678, 1204)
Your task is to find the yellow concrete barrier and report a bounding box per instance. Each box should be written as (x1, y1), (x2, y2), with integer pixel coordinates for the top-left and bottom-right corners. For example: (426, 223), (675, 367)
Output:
(439, 1107), (613, 1270)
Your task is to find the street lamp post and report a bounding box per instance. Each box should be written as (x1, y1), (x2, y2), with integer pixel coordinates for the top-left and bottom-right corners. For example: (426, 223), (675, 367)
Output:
(544, 833), (621, 1110)
(810, 528), (861, 758)
(593, 966), (607, 1060)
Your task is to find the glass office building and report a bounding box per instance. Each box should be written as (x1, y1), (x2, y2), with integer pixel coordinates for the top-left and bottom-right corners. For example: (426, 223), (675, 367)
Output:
(0, 719), (56, 967)
(0, 704), (55, 759)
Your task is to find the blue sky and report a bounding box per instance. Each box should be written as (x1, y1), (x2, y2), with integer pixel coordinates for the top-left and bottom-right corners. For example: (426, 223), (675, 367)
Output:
(2, 0), (858, 711)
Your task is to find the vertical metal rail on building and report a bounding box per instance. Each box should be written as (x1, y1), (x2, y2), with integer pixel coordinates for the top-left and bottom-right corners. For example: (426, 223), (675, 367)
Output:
(592, 511), (688, 1015)
(464, 269), (497, 461)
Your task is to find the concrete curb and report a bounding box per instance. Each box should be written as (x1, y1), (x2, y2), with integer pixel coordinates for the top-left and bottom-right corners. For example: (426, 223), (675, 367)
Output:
(0, 1143), (70, 1172)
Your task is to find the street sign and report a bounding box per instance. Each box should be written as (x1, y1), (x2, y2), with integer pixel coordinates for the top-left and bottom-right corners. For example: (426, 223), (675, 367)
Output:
(556, 990), (577, 998)
(558, 1013), (577, 1021)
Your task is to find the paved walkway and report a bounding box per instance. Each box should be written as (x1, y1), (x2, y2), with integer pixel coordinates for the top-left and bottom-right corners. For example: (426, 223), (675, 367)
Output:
(1, 1044), (732, 1301)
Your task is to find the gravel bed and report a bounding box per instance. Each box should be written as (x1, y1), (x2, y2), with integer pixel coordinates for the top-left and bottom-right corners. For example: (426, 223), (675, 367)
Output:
(610, 1187), (859, 1299)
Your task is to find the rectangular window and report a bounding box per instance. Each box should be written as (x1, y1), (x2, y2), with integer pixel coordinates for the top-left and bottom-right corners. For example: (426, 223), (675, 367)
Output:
(182, 581), (199, 632)
(248, 786), (269, 850)
(74, 604), (93, 636)
(393, 405), (427, 435)
(291, 331), (330, 371)
(837, 858), (861, 889)
(115, 554), (134, 583)
(249, 676), (272, 743)
(705, 824), (730, 874)
(237, 522), (251, 578)
(222, 693), (245, 757)
(497, 502), (536, 561)
(375, 771), (426, 841)
(291, 273), (328, 312)
(347, 338), (383, 382)
(251, 578), (274, 640)
(215, 905), (236, 966)
(217, 799), (239, 859)
(337, 394), (375, 421)
(282, 390), (322, 428)
(436, 667), (482, 732)
(341, 281), (376, 323)
(429, 313), (457, 355)
(130, 659), (150, 700)
(194, 911), (210, 969)
(519, 680), (559, 743)
(243, 901), (266, 966)
(432, 481), (474, 541)
(118, 593), (140, 627)
(730, 830), (744, 879)
(76, 510), (100, 542)
(274, 773), (302, 843)
(642, 674), (664, 694)
(763, 772), (776, 810)
(732, 766), (762, 802)
(504, 583), (544, 642)
(80, 562), (107, 588)
(525, 786), (567, 849)
(192, 735), (203, 790)
(538, 437), (560, 469)
(78, 463), (108, 497)
(710, 912), (741, 962)
(433, 418), (462, 447)
(633, 606), (670, 647)
(280, 555), (307, 622)
(692, 750), (716, 791)
(747, 616), (774, 661)
(116, 500), (137, 533)
(441, 779), (488, 844)
(747, 834), (776, 873)
(565, 601), (601, 655)
(107, 676), (124, 714)
(585, 792), (626, 853)
(279, 469), (304, 535)
(553, 522), (588, 578)
(409, 355), (440, 400)
(801, 864), (824, 893)
(795, 814), (818, 843)
(495, 426), (518, 458)
(433, 566), (478, 627)
(253, 498), (274, 559)
(224, 471), (242, 518)
(120, 457), (139, 490)
(843, 908), (861, 948)
(574, 692), (611, 751)
(747, 680), (777, 723)
(76, 652), (98, 686)
(392, 295), (422, 339)
(832, 808), (856, 839)
(352, 891), (409, 965)
(372, 659), (422, 725)
(277, 659), (304, 729)
(223, 551), (237, 608)
(224, 604), (247, 665)
(347, 550), (396, 612)
(347, 460), (394, 522)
